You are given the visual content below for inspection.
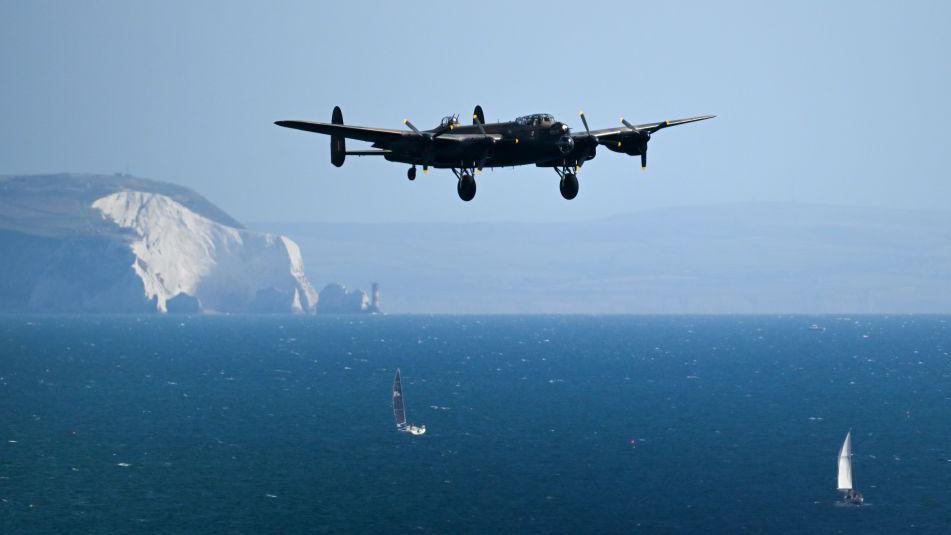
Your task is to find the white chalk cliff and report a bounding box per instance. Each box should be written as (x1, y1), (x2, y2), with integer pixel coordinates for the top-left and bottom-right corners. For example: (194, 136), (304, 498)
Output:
(0, 174), (317, 313)
(92, 191), (317, 313)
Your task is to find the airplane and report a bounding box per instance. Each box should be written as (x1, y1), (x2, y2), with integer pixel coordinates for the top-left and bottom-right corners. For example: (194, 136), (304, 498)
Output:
(275, 106), (713, 201)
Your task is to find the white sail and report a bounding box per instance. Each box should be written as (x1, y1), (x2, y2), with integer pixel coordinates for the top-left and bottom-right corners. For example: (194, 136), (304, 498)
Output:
(392, 368), (425, 434)
(393, 369), (407, 428)
(837, 431), (853, 491)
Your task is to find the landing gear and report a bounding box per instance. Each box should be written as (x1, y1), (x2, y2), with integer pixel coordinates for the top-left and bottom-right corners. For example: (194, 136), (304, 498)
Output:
(407, 166), (416, 181)
(560, 173), (578, 200)
(452, 167), (477, 201)
(457, 173), (476, 201)
(554, 164), (579, 200)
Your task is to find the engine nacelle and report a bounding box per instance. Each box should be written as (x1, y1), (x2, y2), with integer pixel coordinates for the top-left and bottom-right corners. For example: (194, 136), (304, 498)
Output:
(604, 132), (649, 156)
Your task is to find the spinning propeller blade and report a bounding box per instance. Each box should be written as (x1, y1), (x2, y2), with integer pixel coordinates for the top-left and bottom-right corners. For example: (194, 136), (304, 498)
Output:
(620, 118), (649, 169)
(579, 111), (591, 135)
(472, 114), (487, 136)
(403, 119), (421, 135)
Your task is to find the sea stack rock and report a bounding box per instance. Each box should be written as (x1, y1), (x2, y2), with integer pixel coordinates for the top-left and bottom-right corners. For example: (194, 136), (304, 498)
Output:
(317, 282), (369, 313)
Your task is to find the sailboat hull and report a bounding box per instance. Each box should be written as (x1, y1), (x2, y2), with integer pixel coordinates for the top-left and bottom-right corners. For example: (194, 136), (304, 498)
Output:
(842, 491), (864, 505)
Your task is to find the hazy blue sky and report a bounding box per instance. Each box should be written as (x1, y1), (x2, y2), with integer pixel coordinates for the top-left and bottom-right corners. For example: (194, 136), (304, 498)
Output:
(2, 1), (949, 223)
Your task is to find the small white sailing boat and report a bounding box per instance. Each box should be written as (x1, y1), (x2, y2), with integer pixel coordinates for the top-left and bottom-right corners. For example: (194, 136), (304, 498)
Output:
(837, 430), (863, 505)
(393, 368), (426, 435)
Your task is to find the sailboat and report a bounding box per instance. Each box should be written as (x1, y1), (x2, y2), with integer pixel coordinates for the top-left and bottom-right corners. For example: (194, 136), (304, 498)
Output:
(837, 430), (863, 505)
(393, 368), (426, 435)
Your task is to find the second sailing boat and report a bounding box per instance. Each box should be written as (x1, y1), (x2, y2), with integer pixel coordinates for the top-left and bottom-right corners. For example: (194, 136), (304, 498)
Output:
(393, 368), (426, 435)
(837, 430), (864, 505)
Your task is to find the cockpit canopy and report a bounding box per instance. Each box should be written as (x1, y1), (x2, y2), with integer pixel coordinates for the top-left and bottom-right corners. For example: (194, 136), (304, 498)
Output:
(515, 113), (555, 126)
(440, 114), (460, 127)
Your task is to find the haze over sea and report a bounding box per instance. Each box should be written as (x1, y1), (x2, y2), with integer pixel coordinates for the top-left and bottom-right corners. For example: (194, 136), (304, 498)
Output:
(2, 315), (950, 533)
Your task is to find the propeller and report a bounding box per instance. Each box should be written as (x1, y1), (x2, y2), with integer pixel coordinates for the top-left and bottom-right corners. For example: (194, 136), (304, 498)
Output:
(404, 118), (437, 167)
(579, 110), (592, 135)
(623, 118), (671, 134)
(470, 114), (497, 170)
(472, 114), (487, 136)
(620, 117), (651, 169)
(403, 119), (425, 136)
(405, 118), (447, 141)
(406, 116), (460, 139)
(574, 110), (601, 165)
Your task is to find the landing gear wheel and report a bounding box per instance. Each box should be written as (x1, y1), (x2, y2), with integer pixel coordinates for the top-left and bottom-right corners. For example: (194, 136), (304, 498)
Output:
(457, 173), (476, 201)
(407, 166), (416, 181)
(560, 172), (579, 200)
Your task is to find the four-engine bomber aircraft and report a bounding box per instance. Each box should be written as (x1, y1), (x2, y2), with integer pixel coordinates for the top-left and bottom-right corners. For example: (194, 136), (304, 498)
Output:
(276, 105), (713, 201)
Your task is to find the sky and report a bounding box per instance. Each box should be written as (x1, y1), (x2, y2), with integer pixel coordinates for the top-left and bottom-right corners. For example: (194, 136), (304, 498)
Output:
(1, 1), (949, 223)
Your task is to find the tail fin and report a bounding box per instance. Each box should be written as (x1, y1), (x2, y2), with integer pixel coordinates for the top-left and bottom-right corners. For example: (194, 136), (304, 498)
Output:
(330, 106), (345, 167)
(473, 105), (485, 126)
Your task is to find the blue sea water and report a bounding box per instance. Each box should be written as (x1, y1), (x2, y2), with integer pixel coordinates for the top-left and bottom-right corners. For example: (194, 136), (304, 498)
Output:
(1, 315), (950, 533)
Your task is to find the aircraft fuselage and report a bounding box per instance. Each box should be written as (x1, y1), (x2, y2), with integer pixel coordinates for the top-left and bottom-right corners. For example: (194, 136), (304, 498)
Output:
(380, 120), (593, 169)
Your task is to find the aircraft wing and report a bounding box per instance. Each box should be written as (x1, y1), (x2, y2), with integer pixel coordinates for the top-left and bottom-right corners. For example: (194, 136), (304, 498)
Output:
(581, 115), (716, 140)
(275, 120), (408, 144)
(435, 133), (505, 142)
(274, 121), (503, 144)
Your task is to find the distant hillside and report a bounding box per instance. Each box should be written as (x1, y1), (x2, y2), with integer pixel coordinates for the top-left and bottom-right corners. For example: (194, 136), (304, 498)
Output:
(0, 173), (242, 238)
(254, 203), (951, 314)
(0, 174), (315, 313)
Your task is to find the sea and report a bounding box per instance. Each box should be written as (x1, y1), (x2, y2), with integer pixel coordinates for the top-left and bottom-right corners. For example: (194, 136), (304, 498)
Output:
(1, 315), (949, 533)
